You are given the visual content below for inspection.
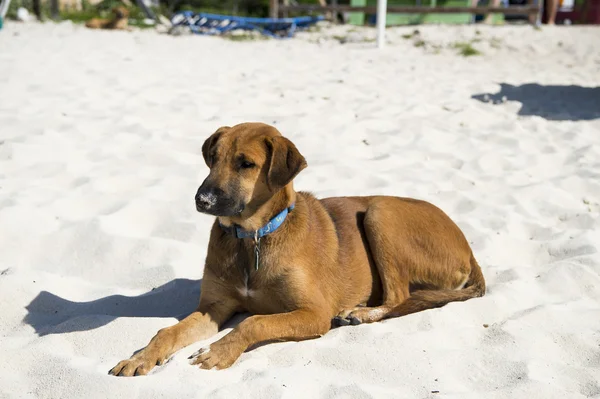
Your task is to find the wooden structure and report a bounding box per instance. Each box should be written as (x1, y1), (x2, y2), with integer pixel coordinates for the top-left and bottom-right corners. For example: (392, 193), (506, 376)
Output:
(552, 0), (600, 23)
(350, 0), (477, 25)
(271, 0), (542, 24)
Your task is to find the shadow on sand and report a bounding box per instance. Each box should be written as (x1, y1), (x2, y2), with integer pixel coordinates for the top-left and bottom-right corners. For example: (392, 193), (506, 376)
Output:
(24, 278), (203, 336)
(472, 83), (600, 121)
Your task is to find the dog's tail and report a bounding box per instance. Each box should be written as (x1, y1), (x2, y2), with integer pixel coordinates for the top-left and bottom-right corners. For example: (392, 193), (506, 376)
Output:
(388, 254), (486, 318)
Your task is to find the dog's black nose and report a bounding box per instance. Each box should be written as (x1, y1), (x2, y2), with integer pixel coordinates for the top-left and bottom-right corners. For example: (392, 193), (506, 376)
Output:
(195, 191), (216, 210)
(194, 184), (241, 216)
(195, 184), (225, 211)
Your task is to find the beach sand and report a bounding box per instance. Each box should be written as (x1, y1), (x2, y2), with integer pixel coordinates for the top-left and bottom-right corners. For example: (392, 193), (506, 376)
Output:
(0, 20), (599, 399)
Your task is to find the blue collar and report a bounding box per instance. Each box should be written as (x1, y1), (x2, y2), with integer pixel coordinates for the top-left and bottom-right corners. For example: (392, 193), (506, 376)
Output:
(219, 204), (295, 240)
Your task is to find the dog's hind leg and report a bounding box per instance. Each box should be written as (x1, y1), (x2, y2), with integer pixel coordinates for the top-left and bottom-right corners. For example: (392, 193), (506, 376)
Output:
(334, 202), (411, 326)
(334, 197), (483, 326)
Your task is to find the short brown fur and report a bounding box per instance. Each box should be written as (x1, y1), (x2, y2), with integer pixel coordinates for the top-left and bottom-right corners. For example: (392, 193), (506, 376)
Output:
(109, 122), (485, 376)
(85, 6), (130, 30)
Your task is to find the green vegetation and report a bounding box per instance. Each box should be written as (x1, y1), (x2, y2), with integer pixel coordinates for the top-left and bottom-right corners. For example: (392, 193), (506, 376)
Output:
(414, 39), (426, 48)
(452, 41), (482, 56)
(401, 29), (420, 40)
(5, 0), (323, 24)
(6, 0), (160, 26)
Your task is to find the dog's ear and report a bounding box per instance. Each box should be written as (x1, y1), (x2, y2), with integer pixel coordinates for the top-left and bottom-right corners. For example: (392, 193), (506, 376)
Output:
(202, 127), (229, 167)
(265, 136), (307, 190)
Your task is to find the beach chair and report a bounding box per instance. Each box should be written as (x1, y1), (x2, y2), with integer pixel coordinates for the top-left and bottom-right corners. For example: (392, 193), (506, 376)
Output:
(170, 12), (324, 38)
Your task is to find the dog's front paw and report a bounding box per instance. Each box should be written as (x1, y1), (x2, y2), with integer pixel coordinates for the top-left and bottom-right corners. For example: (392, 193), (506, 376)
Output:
(188, 341), (242, 370)
(333, 308), (363, 327)
(109, 353), (167, 377)
(332, 315), (361, 326)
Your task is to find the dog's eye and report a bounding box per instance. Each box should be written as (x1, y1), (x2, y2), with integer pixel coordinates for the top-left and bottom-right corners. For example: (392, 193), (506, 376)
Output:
(240, 161), (255, 169)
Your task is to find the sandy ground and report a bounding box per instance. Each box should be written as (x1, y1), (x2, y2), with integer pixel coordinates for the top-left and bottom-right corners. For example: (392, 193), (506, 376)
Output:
(0, 20), (599, 399)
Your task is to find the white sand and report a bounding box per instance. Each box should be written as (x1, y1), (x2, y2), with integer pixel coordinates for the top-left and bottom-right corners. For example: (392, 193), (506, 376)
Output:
(1, 20), (599, 399)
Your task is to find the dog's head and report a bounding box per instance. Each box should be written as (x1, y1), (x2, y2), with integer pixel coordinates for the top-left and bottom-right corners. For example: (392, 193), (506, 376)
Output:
(112, 6), (129, 19)
(195, 123), (307, 217)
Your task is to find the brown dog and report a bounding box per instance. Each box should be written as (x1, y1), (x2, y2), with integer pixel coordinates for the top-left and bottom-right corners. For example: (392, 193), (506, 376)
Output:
(109, 122), (485, 376)
(85, 6), (130, 30)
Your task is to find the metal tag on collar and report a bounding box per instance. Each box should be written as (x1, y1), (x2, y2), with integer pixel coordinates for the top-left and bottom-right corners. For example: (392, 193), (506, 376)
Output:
(254, 231), (261, 271)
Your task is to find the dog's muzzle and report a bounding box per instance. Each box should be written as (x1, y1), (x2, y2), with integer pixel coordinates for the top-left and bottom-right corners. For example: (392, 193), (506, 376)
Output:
(195, 185), (244, 216)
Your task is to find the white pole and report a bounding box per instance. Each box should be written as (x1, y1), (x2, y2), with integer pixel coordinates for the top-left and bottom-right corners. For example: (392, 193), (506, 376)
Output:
(0, 0), (12, 19)
(376, 0), (387, 49)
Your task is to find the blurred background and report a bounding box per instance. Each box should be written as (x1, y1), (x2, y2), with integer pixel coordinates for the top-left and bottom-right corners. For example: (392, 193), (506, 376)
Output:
(2, 0), (597, 28)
